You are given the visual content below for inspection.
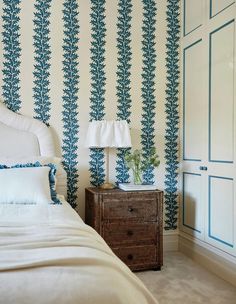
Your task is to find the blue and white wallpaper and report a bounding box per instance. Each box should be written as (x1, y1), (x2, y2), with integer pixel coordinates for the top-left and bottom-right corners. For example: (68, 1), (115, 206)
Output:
(0, 0), (180, 229)
(2, 0), (21, 112)
(116, 0), (132, 184)
(33, 0), (52, 125)
(89, 0), (106, 187)
(165, 0), (180, 230)
(61, 0), (80, 209)
(141, 0), (157, 185)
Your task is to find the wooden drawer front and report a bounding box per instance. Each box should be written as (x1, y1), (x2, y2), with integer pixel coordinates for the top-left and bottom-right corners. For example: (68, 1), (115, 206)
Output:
(102, 194), (157, 220)
(113, 245), (157, 267)
(103, 222), (157, 246)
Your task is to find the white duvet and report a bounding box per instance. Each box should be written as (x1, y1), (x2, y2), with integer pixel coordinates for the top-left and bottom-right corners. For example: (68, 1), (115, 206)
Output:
(0, 198), (158, 304)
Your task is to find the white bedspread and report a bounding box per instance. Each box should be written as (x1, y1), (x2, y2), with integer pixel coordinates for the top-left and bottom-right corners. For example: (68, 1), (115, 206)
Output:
(0, 198), (158, 304)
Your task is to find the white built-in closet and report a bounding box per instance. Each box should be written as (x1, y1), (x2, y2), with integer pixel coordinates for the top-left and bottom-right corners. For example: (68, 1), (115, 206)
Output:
(180, 0), (236, 258)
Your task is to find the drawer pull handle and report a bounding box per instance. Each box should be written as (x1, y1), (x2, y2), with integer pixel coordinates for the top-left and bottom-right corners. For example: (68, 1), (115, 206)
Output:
(128, 207), (134, 212)
(127, 230), (133, 236)
(199, 166), (208, 171)
(127, 254), (133, 260)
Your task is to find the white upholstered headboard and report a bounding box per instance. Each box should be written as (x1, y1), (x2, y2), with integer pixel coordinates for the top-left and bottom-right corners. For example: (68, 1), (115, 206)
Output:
(0, 101), (55, 157)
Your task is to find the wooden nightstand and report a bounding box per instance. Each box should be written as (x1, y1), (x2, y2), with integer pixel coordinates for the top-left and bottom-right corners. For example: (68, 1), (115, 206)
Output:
(85, 187), (163, 271)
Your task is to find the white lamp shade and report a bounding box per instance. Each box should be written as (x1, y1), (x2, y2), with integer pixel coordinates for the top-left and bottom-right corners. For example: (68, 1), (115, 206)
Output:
(85, 120), (132, 148)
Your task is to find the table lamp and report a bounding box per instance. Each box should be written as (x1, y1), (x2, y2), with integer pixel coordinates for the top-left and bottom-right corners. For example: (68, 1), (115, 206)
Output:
(85, 120), (132, 189)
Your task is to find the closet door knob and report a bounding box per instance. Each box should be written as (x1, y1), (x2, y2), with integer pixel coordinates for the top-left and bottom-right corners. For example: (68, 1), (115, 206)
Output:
(199, 166), (208, 171)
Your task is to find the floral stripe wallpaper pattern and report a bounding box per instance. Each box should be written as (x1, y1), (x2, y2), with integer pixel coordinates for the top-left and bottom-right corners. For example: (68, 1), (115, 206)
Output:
(164, 0), (180, 230)
(0, 0), (180, 229)
(115, 0), (132, 184)
(2, 0), (21, 112)
(33, 0), (52, 125)
(141, 0), (157, 185)
(89, 0), (106, 187)
(62, 0), (80, 208)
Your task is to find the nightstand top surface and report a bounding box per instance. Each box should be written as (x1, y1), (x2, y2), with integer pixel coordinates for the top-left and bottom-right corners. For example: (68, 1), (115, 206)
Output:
(85, 187), (162, 195)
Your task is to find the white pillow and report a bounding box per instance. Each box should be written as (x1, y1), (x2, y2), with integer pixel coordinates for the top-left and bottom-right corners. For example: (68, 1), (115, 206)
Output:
(0, 167), (52, 205)
(0, 156), (67, 199)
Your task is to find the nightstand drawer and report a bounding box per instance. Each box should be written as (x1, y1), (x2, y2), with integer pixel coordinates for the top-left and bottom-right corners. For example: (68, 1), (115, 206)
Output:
(102, 195), (157, 221)
(103, 222), (157, 246)
(113, 245), (157, 268)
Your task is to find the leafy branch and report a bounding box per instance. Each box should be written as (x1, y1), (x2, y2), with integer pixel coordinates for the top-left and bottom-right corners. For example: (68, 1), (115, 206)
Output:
(125, 148), (160, 184)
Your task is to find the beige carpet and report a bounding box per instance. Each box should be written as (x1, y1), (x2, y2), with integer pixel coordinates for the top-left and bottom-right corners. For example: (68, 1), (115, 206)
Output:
(136, 252), (236, 304)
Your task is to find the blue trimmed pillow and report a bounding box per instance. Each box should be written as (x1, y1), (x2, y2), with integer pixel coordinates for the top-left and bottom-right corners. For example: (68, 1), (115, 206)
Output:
(0, 162), (61, 205)
(0, 156), (67, 198)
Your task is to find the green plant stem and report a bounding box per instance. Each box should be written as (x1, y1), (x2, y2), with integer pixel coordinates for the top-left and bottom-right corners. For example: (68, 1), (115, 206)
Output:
(132, 168), (142, 185)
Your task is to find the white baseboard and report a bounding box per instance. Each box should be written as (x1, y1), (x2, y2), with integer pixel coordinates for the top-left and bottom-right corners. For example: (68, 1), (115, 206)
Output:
(163, 230), (179, 252)
(179, 232), (236, 288)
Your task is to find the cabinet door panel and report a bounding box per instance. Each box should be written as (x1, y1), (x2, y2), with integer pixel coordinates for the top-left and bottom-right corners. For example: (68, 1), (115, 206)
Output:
(182, 173), (203, 237)
(209, 20), (235, 163)
(211, 0), (235, 18)
(184, 0), (203, 35)
(183, 40), (204, 161)
(207, 176), (235, 255)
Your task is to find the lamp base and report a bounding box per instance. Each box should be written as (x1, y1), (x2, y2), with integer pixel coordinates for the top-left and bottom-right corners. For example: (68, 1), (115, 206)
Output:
(100, 182), (115, 190)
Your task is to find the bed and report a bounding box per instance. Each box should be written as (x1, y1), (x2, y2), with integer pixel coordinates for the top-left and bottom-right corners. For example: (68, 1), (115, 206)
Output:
(0, 101), (158, 304)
